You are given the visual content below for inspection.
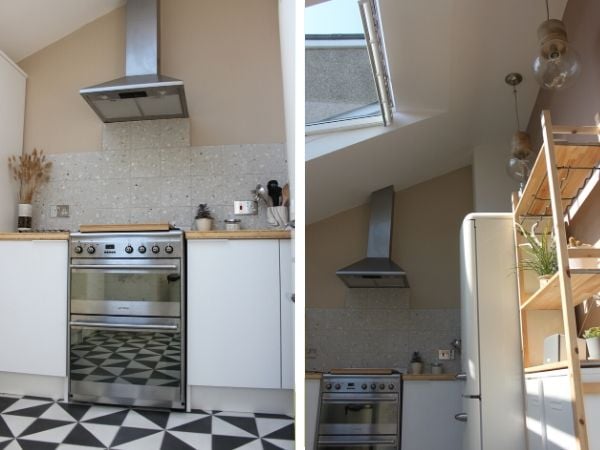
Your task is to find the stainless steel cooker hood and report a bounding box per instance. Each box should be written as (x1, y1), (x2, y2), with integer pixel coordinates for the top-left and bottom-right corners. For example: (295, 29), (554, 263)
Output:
(336, 186), (409, 288)
(80, 0), (188, 123)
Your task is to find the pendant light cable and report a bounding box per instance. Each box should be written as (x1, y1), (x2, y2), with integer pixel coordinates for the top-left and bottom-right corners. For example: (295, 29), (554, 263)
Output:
(513, 87), (521, 131)
(545, 0), (550, 21)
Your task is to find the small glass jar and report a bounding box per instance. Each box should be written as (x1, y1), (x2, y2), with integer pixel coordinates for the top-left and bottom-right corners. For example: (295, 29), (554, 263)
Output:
(224, 218), (241, 231)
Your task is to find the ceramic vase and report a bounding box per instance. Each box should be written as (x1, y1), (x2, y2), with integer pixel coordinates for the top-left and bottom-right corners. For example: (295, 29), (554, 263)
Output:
(17, 203), (32, 232)
(586, 337), (600, 360)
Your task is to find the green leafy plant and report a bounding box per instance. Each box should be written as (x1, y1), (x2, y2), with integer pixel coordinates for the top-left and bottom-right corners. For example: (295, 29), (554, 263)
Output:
(195, 203), (213, 220)
(583, 327), (600, 339)
(516, 222), (558, 276)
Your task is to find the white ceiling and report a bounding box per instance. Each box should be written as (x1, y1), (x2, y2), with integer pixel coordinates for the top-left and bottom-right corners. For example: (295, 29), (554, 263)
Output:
(307, 0), (568, 223)
(0, 0), (125, 62)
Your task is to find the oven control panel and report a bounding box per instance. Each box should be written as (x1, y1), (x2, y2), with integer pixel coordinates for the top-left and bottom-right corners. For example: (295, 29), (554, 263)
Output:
(321, 374), (401, 393)
(70, 231), (183, 258)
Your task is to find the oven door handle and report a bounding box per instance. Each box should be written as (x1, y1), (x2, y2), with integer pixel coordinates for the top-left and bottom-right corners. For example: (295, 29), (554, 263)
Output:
(70, 264), (178, 270)
(70, 321), (179, 331)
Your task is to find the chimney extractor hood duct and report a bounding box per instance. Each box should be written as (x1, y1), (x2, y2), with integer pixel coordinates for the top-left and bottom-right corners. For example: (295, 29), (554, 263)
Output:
(336, 186), (409, 288)
(80, 0), (188, 123)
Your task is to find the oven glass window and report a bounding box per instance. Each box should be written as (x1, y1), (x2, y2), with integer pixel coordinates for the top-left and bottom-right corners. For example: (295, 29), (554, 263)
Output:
(70, 264), (181, 303)
(70, 328), (182, 401)
(319, 400), (398, 426)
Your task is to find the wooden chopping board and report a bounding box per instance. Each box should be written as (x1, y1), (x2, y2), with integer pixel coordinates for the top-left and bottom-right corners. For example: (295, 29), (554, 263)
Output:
(79, 223), (173, 233)
(329, 368), (394, 375)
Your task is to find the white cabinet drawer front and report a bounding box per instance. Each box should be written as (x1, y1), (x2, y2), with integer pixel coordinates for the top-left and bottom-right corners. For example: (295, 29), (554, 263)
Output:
(188, 240), (281, 389)
(0, 241), (68, 377)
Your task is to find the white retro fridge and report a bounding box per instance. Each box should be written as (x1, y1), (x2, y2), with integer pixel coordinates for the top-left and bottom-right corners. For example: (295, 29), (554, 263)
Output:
(458, 213), (526, 450)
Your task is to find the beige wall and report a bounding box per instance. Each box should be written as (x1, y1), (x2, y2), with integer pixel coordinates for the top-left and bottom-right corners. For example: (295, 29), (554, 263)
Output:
(19, 0), (285, 154)
(307, 166), (473, 309)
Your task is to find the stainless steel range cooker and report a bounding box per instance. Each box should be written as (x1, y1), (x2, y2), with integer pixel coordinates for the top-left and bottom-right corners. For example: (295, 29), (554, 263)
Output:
(317, 371), (402, 449)
(68, 231), (185, 409)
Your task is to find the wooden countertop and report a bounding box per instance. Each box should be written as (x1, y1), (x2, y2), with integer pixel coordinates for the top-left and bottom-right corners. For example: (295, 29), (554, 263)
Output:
(186, 230), (291, 239)
(0, 232), (70, 240)
(403, 373), (458, 381)
(306, 372), (323, 380)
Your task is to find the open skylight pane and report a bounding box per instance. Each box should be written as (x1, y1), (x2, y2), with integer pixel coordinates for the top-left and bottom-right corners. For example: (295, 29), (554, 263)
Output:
(305, 0), (391, 129)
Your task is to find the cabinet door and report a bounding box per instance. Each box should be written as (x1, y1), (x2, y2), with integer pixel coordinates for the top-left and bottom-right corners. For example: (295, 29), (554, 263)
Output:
(525, 378), (546, 450)
(305, 379), (321, 450)
(0, 240), (67, 377)
(401, 381), (463, 450)
(187, 240), (281, 389)
(280, 240), (294, 389)
(542, 376), (576, 450)
(0, 52), (26, 231)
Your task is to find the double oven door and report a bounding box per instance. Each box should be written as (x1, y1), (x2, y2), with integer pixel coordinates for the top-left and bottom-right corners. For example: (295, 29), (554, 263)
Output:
(318, 392), (400, 449)
(69, 258), (185, 409)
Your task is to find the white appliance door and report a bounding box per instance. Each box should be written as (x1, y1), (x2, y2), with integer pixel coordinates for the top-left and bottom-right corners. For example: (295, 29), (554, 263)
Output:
(460, 216), (480, 398)
(462, 396), (482, 450)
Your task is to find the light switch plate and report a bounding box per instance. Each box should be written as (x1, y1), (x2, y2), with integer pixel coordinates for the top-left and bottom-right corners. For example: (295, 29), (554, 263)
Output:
(234, 200), (258, 215)
(438, 349), (455, 360)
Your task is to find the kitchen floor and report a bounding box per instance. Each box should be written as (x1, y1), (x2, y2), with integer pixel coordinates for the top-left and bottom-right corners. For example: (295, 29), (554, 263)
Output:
(0, 395), (294, 450)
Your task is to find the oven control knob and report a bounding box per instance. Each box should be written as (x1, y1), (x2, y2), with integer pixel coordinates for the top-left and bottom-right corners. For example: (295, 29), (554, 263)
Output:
(361, 384), (367, 390)
(165, 245), (174, 254)
(86, 246), (95, 254)
(334, 383), (341, 390)
(389, 384), (395, 390)
(325, 383), (332, 390)
(125, 245), (133, 254)
(138, 245), (147, 254)
(371, 383), (376, 389)
(74, 245), (83, 254)
(379, 383), (385, 390)
(152, 245), (160, 254)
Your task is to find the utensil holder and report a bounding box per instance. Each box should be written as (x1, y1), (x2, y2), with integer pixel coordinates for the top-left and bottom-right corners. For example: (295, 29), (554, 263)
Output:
(17, 203), (32, 232)
(267, 206), (288, 228)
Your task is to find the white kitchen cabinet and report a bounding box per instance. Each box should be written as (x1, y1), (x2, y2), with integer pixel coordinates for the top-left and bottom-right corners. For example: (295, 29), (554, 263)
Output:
(305, 378), (321, 450)
(0, 51), (26, 231)
(401, 380), (463, 450)
(280, 239), (294, 389)
(187, 239), (292, 389)
(0, 240), (68, 377)
(525, 368), (600, 450)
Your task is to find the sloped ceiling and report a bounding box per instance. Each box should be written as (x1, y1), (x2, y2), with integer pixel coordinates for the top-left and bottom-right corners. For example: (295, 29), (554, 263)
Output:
(306, 0), (568, 223)
(0, 0), (125, 62)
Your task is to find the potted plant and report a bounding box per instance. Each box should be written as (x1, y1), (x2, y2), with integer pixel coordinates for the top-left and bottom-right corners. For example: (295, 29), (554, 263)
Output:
(195, 204), (214, 231)
(583, 327), (600, 360)
(410, 351), (423, 374)
(516, 222), (558, 288)
(7, 148), (52, 232)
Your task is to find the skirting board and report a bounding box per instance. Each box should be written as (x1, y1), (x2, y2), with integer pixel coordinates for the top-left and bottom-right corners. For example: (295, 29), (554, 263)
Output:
(0, 372), (66, 400)
(189, 385), (293, 416)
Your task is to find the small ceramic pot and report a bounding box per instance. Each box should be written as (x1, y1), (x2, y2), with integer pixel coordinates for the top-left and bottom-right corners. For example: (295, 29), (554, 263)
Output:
(17, 203), (33, 232)
(538, 274), (553, 289)
(410, 362), (423, 374)
(431, 364), (443, 375)
(267, 206), (288, 228)
(586, 337), (600, 360)
(195, 218), (213, 231)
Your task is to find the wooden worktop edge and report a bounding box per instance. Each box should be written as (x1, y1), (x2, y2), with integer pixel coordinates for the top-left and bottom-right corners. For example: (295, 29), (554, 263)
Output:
(186, 230), (292, 239)
(0, 232), (70, 240)
(402, 373), (458, 381)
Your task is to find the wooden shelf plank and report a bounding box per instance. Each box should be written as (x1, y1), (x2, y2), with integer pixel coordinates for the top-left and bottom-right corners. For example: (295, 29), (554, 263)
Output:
(525, 360), (600, 374)
(520, 270), (600, 310)
(514, 143), (600, 219)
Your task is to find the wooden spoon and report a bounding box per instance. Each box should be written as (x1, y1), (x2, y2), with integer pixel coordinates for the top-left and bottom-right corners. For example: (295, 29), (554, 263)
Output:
(282, 183), (290, 207)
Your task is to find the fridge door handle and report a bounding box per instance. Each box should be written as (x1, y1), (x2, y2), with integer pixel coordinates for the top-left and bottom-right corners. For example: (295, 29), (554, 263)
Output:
(462, 394), (481, 399)
(454, 413), (468, 422)
(455, 372), (467, 380)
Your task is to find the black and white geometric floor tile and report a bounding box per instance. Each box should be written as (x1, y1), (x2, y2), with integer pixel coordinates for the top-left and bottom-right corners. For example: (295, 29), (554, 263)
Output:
(0, 395), (294, 449)
(70, 331), (181, 386)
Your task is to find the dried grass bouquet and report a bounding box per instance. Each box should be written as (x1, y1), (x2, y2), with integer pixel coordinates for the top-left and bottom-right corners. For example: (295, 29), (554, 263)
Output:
(7, 148), (52, 203)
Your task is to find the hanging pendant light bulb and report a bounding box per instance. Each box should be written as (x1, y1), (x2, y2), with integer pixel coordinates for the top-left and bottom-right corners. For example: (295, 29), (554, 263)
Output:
(532, 0), (581, 90)
(504, 73), (533, 193)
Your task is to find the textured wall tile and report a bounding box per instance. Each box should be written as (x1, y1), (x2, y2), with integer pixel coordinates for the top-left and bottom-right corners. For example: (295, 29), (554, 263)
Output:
(102, 123), (131, 151)
(160, 177), (192, 207)
(130, 178), (162, 208)
(161, 147), (191, 177)
(101, 150), (131, 179)
(131, 148), (161, 178)
(130, 119), (190, 149)
(71, 207), (130, 227)
(345, 288), (410, 309)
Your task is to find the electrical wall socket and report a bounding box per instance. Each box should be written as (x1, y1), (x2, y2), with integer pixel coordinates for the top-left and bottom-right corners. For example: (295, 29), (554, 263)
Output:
(234, 200), (258, 215)
(438, 349), (455, 360)
(50, 205), (70, 218)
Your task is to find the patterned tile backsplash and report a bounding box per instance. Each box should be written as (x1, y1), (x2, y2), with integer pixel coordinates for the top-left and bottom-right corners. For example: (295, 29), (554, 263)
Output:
(33, 119), (288, 231)
(306, 289), (461, 374)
